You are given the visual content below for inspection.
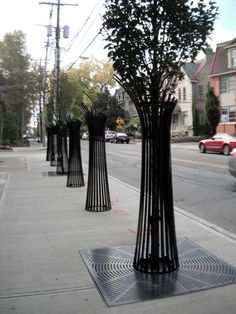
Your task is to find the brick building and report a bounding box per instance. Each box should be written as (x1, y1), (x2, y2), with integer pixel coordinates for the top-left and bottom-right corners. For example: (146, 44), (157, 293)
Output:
(210, 38), (236, 134)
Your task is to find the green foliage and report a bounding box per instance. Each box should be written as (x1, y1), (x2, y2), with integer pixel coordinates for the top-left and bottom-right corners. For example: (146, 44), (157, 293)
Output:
(93, 88), (123, 130)
(205, 83), (221, 135)
(68, 59), (116, 104)
(2, 111), (18, 143)
(124, 117), (141, 133)
(102, 0), (218, 99)
(45, 60), (116, 122)
(0, 31), (41, 143)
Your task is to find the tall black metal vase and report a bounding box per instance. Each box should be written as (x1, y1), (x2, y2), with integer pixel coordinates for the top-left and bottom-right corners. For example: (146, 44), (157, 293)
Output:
(133, 96), (179, 274)
(46, 126), (53, 161)
(56, 124), (68, 175)
(66, 119), (84, 187)
(85, 112), (111, 212)
(50, 125), (58, 167)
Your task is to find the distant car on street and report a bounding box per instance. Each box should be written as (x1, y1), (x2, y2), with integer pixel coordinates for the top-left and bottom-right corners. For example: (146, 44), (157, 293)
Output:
(81, 132), (89, 140)
(110, 132), (130, 144)
(105, 130), (116, 142)
(199, 133), (236, 156)
(228, 148), (236, 178)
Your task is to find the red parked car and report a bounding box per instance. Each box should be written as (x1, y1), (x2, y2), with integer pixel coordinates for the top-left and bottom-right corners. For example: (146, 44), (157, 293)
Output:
(199, 133), (236, 156)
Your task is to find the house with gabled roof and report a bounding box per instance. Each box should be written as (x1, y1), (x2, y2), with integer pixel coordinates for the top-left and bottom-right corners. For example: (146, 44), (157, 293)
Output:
(210, 38), (236, 134)
(173, 47), (214, 136)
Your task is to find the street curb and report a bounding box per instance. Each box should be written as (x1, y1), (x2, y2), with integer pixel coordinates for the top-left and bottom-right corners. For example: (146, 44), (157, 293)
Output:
(109, 175), (236, 242)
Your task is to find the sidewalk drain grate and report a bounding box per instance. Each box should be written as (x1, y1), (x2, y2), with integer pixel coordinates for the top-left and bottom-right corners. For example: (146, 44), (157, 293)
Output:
(80, 238), (236, 307)
(42, 171), (66, 177)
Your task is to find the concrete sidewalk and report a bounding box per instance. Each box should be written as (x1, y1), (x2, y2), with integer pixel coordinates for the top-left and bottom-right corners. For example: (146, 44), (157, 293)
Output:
(0, 144), (236, 314)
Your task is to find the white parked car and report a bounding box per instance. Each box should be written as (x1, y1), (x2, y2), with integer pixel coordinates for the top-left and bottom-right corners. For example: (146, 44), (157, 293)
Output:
(82, 132), (89, 140)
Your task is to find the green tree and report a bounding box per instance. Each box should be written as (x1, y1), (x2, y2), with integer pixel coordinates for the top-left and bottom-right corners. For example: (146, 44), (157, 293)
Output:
(45, 59), (116, 122)
(124, 117), (141, 134)
(103, 0), (218, 97)
(205, 83), (221, 135)
(1, 111), (18, 144)
(67, 59), (116, 106)
(0, 31), (40, 143)
(93, 88), (123, 130)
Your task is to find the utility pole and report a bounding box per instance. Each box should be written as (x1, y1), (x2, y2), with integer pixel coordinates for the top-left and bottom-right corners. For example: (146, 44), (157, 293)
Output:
(40, 1), (78, 120)
(55, 0), (61, 120)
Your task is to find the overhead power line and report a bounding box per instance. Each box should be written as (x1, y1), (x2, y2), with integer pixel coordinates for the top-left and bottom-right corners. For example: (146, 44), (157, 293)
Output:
(65, 13), (100, 56)
(64, 0), (102, 53)
(66, 31), (100, 72)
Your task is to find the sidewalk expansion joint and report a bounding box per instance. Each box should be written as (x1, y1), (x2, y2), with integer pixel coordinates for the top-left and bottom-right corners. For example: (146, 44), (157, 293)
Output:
(0, 285), (94, 300)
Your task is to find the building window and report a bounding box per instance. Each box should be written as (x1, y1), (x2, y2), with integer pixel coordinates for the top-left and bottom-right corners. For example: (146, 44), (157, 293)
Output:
(178, 88), (181, 100)
(230, 49), (236, 67)
(220, 76), (235, 94)
(198, 85), (204, 100)
(221, 106), (236, 122)
(183, 111), (188, 126)
(183, 87), (186, 100)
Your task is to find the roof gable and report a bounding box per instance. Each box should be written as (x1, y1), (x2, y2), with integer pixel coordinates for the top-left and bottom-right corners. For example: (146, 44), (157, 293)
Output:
(210, 38), (236, 75)
(183, 60), (205, 80)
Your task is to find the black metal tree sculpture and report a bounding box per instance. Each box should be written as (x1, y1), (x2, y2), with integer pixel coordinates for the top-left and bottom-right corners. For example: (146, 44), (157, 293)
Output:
(56, 121), (68, 175)
(132, 95), (179, 273)
(66, 117), (84, 187)
(78, 103), (111, 212)
(50, 124), (58, 167)
(103, 0), (217, 273)
(46, 125), (53, 162)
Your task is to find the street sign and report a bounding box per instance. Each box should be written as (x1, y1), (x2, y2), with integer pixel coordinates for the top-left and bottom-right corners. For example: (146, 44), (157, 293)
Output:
(116, 117), (124, 127)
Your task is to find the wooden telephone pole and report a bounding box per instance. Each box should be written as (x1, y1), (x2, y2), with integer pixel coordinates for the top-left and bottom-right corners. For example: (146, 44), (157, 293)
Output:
(40, 1), (78, 120)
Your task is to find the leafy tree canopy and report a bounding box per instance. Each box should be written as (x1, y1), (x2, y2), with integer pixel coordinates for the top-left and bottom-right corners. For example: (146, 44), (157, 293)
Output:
(0, 31), (41, 141)
(45, 59), (116, 123)
(102, 0), (218, 99)
(66, 58), (116, 104)
(93, 88), (123, 130)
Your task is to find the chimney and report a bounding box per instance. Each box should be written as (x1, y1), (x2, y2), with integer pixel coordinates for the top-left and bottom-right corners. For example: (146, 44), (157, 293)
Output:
(205, 45), (214, 64)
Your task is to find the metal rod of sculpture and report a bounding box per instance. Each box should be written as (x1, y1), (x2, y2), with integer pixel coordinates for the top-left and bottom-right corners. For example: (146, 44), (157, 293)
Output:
(50, 124), (58, 167)
(78, 103), (111, 212)
(56, 121), (68, 175)
(46, 125), (53, 161)
(66, 117), (84, 187)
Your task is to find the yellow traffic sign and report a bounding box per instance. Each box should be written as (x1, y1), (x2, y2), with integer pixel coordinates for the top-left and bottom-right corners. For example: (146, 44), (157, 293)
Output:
(116, 117), (124, 126)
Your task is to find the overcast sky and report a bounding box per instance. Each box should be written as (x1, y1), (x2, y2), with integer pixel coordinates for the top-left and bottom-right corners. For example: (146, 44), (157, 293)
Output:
(0, 0), (236, 69)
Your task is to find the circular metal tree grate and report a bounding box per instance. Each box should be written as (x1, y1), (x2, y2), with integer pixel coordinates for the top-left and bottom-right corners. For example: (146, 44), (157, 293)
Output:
(80, 239), (236, 307)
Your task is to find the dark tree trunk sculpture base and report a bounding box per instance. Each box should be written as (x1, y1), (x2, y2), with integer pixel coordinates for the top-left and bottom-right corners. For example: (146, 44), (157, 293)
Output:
(46, 126), (52, 162)
(66, 119), (84, 188)
(56, 124), (68, 175)
(133, 96), (179, 273)
(78, 103), (111, 212)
